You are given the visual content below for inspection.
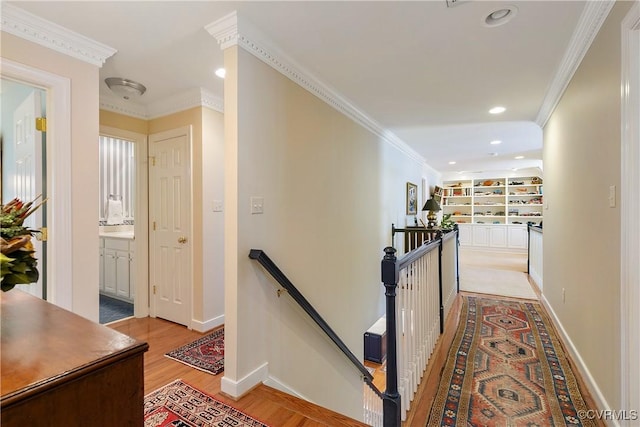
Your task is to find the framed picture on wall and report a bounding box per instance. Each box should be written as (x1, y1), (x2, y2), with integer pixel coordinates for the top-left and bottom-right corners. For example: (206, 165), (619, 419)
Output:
(406, 182), (418, 215)
(433, 185), (443, 203)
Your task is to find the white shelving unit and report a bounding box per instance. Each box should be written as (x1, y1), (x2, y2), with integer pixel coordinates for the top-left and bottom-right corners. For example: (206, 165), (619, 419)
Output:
(442, 176), (542, 225)
(441, 176), (542, 251)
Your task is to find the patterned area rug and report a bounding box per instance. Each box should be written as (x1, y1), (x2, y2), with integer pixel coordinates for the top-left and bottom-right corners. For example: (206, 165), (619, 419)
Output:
(165, 328), (224, 375)
(144, 379), (268, 427)
(428, 296), (596, 426)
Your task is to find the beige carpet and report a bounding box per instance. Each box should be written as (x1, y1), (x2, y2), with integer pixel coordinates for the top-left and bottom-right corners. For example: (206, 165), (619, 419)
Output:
(459, 248), (538, 299)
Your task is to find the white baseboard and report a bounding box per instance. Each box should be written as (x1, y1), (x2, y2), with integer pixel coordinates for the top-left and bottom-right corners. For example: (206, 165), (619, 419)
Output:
(221, 362), (268, 398)
(540, 294), (619, 427)
(191, 314), (224, 333)
(264, 374), (313, 403)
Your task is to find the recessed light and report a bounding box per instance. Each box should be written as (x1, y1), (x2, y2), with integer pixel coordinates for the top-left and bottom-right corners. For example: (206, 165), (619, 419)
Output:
(215, 68), (226, 79)
(484, 6), (518, 27)
(489, 106), (506, 114)
(449, 161), (457, 165)
(515, 155), (525, 159)
(490, 140), (502, 145)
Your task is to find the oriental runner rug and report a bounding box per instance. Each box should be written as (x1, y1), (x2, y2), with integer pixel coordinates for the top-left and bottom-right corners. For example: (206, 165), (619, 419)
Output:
(165, 328), (224, 375)
(427, 296), (597, 427)
(144, 379), (268, 427)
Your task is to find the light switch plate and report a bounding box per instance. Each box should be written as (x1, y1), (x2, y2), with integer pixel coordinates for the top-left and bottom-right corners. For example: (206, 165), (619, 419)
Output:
(609, 185), (616, 208)
(213, 200), (223, 212)
(251, 197), (264, 214)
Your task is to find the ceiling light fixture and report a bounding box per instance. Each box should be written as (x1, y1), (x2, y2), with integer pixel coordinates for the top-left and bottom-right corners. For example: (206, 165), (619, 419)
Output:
(215, 68), (226, 79)
(449, 161), (457, 165)
(490, 140), (502, 145)
(489, 106), (506, 114)
(515, 155), (525, 159)
(484, 6), (518, 27)
(105, 77), (146, 101)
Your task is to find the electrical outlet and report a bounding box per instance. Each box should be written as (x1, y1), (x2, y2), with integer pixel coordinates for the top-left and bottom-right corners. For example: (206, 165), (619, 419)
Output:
(213, 200), (223, 212)
(251, 197), (264, 214)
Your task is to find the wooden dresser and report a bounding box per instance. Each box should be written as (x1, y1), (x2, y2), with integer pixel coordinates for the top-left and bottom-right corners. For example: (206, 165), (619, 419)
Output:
(1, 290), (148, 426)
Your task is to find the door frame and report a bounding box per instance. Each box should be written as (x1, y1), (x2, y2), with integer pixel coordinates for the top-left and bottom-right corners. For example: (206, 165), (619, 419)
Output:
(100, 126), (149, 318)
(620, 1), (640, 418)
(148, 125), (193, 328)
(1, 58), (73, 310)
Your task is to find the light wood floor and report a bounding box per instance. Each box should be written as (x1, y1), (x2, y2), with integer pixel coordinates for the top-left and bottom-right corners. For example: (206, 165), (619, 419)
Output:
(109, 250), (601, 426)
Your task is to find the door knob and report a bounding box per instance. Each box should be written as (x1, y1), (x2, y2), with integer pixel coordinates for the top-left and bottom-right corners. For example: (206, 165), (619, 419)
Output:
(178, 237), (188, 244)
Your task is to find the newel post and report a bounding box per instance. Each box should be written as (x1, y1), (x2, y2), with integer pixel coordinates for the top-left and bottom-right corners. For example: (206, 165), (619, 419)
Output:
(381, 246), (401, 427)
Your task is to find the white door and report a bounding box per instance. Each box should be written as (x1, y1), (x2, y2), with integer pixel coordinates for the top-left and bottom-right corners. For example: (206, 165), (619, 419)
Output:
(149, 127), (191, 327)
(11, 91), (46, 298)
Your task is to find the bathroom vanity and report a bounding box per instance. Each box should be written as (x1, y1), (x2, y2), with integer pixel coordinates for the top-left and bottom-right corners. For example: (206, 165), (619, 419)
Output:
(99, 225), (135, 302)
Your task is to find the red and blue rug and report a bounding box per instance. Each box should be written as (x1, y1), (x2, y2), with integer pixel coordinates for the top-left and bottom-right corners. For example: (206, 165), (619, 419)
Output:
(428, 296), (597, 426)
(165, 328), (224, 375)
(144, 379), (268, 427)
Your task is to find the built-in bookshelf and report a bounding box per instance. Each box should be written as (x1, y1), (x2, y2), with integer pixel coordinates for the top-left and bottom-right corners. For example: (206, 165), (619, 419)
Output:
(442, 177), (543, 225)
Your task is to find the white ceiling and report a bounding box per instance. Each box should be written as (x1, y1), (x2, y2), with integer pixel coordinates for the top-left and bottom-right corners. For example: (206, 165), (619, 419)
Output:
(5, 1), (591, 175)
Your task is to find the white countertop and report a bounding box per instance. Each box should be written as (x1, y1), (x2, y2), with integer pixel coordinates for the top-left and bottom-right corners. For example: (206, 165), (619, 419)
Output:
(99, 225), (134, 240)
(100, 231), (134, 240)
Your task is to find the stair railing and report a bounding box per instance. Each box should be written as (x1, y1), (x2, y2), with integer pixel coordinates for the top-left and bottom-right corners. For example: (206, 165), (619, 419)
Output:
(381, 228), (459, 423)
(249, 227), (459, 427)
(248, 250), (383, 401)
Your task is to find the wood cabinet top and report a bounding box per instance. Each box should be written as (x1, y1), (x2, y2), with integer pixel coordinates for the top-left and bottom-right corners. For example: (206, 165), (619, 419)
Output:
(0, 290), (148, 407)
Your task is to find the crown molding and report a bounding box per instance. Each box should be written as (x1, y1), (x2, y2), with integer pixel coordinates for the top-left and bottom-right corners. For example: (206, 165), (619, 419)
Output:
(535, 0), (615, 127)
(0, 4), (116, 67)
(100, 87), (224, 120)
(147, 87), (224, 119)
(205, 11), (426, 165)
(100, 93), (148, 119)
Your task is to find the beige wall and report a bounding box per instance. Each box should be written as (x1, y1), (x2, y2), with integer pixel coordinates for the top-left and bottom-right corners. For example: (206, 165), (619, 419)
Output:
(225, 47), (435, 419)
(100, 110), (148, 135)
(2, 32), (101, 321)
(542, 0), (633, 411)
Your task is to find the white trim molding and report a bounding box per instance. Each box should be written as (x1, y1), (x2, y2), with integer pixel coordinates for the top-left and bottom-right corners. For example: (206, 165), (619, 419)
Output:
(221, 362), (269, 398)
(205, 11), (426, 166)
(191, 314), (225, 333)
(536, 0), (615, 127)
(620, 2), (640, 423)
(0, 58), (73, 311)
(0, 3), (116, 67)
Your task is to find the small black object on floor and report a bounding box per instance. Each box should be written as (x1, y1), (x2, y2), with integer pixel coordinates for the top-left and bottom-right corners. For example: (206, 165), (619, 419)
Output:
(99, 294), (133, 324)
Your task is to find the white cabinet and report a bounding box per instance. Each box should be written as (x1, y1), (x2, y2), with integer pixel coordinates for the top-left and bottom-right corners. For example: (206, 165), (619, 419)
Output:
(472, 225), (490, 247)
(100, 237), (134, 302)
(507, 225), (528, 249)
(458, 224), (526, 251)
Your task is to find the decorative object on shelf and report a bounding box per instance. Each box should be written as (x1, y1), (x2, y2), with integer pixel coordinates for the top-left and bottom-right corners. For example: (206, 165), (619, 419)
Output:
(531, 177), (542, 184)
(423, 197), (441, 228)
(406, 182), (418, 215)
(1, 195), (47, 291)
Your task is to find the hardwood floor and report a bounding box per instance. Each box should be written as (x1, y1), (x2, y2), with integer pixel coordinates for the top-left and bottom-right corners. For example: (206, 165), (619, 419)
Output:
(109, 317), (368, 426)
(108, 250), (602, 426)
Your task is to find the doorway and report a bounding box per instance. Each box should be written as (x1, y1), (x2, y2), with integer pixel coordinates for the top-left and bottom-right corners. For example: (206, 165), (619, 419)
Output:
(99, 125), (149, 321)
(1, 78), (48, 299)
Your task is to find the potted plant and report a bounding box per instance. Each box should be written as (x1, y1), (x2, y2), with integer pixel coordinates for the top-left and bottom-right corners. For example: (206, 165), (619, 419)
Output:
(1, 196), (47, 292)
